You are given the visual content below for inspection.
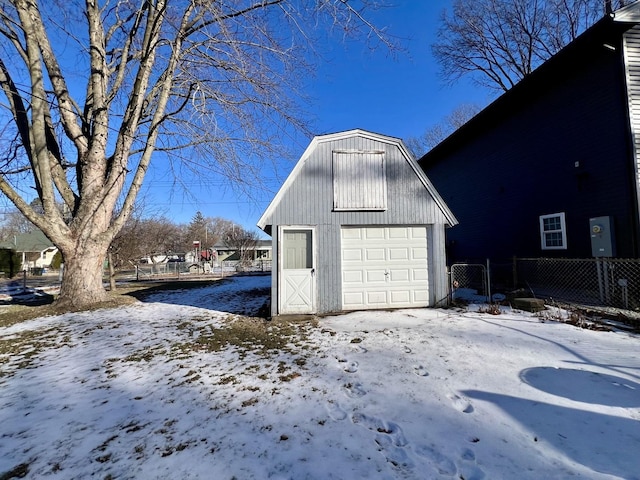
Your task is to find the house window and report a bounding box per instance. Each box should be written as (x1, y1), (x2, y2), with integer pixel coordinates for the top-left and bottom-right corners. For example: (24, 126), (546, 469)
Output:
(539, 212), (567, 250)
(333, 150), (386, 210)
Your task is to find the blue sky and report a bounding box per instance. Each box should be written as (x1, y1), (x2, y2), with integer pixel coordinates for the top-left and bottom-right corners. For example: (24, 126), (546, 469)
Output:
(142, 1), (495, 234)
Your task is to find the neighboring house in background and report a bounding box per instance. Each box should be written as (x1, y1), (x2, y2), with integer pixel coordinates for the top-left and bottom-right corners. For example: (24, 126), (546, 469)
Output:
(258, 129), (457, 317)
(0, 230), (58, 272)
(253, 240), (272, 262)
(213, 240), (272, 263)
(138, 254), (185, 264)
(419, 3), (640, 264)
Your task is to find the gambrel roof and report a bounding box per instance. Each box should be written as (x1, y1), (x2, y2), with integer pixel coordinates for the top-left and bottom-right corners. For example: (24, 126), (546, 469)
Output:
(258, 129), (458, 231)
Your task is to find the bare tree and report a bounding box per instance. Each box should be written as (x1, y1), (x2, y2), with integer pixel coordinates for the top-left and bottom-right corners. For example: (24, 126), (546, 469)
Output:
(183, 212), (235, 255)
(110, 216), (183, 269)
(405, 103), (480, 157)
(0, 0), (395, 310)
(0, 207), (35, 238)
(222, 225), (259, 266)
(0, 198), (53, 238)
(432, 0), (628, 93)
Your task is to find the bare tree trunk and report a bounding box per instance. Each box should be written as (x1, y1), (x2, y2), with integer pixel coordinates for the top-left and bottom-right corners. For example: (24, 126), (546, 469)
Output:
(0, 1), (395, 313)
(56, 241), (109, 310)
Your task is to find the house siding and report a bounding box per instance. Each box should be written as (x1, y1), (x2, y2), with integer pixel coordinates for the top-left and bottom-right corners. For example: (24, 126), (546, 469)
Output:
(420, 21), (640, 262)
(624, 24), (640, 254)
(262, 133), (451, 315)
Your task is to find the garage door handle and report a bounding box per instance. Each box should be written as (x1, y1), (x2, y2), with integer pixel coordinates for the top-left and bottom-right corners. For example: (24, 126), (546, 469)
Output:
(311, 268), (315, 276)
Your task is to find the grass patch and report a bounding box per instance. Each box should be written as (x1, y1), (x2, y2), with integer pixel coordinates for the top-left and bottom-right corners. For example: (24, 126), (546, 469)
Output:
(190, 316), (318, 358)
(0, 293), (138, 328)
(0, 326), (75, 377)
(123, 346), (168, 363)
(0, 462), (29, 480)
(0, 280), (236, 378)
(0, 278), (228, 328)
(0, 278), (317, 388)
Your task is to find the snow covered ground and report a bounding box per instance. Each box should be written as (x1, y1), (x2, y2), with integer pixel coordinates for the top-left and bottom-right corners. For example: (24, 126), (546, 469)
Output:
(0, 274), (638, 479)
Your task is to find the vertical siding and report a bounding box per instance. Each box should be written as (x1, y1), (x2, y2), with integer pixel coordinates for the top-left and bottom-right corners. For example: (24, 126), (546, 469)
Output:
(333, 151), (386, 210)
(427, 223), (449, 306)
(263, 133), (451, 315)
(624, 26), (640, 238)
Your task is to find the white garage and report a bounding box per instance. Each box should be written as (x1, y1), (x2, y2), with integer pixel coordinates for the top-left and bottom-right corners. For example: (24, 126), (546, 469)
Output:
(341, 226), (429, 310)
(257, 129), (457, 316)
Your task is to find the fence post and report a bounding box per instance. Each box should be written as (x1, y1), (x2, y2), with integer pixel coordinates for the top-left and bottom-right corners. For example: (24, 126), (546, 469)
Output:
(596, 258), (605, 303)
(603, 258), (611, 304)
(486, 258), (492, 302)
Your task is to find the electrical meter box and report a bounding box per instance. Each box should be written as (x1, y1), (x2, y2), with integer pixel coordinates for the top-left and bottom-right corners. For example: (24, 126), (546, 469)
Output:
(589, 216), (615, 257)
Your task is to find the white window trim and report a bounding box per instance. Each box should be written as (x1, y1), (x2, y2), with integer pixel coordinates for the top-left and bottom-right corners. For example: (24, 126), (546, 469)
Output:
(539, 212), (567, 250)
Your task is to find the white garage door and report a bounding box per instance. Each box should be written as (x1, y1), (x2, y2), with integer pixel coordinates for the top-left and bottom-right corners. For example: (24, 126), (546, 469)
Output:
(341, 226), (429, 310)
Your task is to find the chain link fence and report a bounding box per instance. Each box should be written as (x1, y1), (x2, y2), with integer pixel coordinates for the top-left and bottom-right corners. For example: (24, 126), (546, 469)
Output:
(450, 257), (640, 313)
(514, 258), (640, 311)
(133, 260), (272, 279)
(450, 263), (489, 302)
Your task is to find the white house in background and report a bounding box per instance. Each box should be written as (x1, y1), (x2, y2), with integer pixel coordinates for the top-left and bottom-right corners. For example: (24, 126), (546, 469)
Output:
(0, 230), (58, 271)
(213, 240), (272, 263)
(257, 129), (458, 317)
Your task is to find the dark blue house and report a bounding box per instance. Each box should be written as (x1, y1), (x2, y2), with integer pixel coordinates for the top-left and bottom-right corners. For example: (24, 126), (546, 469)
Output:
(419, 3), (640, 264)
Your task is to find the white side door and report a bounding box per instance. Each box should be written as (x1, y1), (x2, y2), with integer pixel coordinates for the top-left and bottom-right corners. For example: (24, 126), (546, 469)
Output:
(279, 227), (316, 314)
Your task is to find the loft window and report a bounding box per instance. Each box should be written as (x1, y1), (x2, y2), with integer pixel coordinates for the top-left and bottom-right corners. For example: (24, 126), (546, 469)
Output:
(333, 150), (386, 210)
(540, 212), (567, 250)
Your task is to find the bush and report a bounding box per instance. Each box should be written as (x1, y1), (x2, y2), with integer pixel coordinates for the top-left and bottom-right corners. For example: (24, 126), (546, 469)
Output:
(0, 248), (21, 277)
(50, 250), (63, 270)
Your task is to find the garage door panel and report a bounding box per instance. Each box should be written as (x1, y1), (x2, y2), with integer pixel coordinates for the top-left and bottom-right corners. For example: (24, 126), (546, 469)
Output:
(413, 268), (428, 281)
(389, 228), (409, 239)
(342, 228), (363, 240)
(390, 290), (411, 304)
(343, 270), (363, 283)
(365, 249), (386, 261)
(410, 227), (427, 239)
(413, 290), (429, 303)
(364, 228), (385, 240)
(411, 247), (428, 260)
(389, 269), (410, 282)
(367, 270), (387, 282)
(343, 248), (363, 262)
(389, 248), (409, 261)
(341, 226), (429, 310)
(366, 291), (388, 304)
(343, 292), (364, 306)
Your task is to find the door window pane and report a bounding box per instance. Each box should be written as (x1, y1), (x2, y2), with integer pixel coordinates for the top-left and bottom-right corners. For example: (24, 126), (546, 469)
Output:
(283, 230), (312, 269)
